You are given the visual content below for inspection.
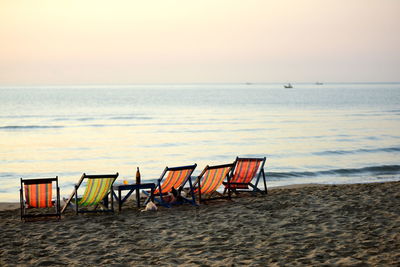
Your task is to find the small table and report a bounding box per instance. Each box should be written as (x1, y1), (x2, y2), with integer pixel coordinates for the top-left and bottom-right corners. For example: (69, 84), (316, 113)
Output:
(112, 183), (155, 211)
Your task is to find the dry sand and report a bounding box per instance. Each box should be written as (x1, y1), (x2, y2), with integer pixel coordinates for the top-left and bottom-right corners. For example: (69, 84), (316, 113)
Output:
(1, 182), (399, 266)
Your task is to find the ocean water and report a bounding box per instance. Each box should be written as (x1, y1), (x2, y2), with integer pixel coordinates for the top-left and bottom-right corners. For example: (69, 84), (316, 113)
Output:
(1, 83), (400, 201)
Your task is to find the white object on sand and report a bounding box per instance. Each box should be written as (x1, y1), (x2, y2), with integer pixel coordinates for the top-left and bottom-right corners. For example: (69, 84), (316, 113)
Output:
(141, 201), (157, 212)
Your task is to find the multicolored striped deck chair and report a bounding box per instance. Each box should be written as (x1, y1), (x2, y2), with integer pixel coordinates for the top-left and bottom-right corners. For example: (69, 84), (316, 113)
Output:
(20, 177), (61, 221)
(144, 164), (197, 207)
(61, 173), (118, 214)
(191, 163), (234, 204)
(223, 157), (267, 195)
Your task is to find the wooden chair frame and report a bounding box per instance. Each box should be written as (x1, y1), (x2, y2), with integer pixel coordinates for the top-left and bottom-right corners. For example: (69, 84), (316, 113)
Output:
(192, 163), (234, 204)
(144, 164), (197, 207)
(61, 173), (118, 214)
(20, 177), (61, 221)
(223, 157), (267, 195)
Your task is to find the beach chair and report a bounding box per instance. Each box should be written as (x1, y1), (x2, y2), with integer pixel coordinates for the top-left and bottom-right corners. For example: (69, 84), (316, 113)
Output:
(144, 164), (197, 207)
(191, 163), (234, 204)
(223, 157), (267, 195)
(61, 173), (118, 214)
(20, 177), (61, 221)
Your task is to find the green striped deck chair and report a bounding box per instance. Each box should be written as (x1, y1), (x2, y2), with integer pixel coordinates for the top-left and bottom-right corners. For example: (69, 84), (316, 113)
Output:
(61, 173), (118, 214)
(223, 157), (267, 195)
(20, 177), (61, 221)
(191, 163), (234, 204)
(144, 164), (197, 207)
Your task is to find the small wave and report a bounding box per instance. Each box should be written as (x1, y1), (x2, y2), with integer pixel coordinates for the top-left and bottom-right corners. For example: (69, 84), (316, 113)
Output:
(232, 128), (267, 132)
(0, 115), (44, 119)
(385, 109), (400, 113)
(86, 124), (107, 127)
(54, 115), (152, 121)
(350, 113), (386, 117)
(286, 135), (325, 140)
(52, 117), (95, 121)
(142, 142), (187, 148)
(314, 147), (400, 156)
(109, 116), (152, 120)
(0, 125), (64, 130)
(267, 165), (400, 179)
(77, 117), (95, 121)
(268, 171), (317, 178)
(0, 173), (15, 178)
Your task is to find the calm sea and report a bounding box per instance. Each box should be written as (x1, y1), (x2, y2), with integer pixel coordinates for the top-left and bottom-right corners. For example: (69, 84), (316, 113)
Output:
(1, 83), (399, 201)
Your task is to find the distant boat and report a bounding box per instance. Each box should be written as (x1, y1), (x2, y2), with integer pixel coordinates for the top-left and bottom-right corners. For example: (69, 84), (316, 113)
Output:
(315, 82), (323, 85)
(245, 82), (253, 85)
(284, 83), (293, 88)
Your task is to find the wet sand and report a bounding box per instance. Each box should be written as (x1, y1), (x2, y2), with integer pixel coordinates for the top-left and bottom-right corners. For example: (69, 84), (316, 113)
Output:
(1, 182), (399, 266)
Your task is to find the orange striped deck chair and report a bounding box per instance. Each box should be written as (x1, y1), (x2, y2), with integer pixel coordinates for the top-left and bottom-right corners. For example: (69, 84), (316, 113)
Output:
(192, 163), (234, 204)
(145, 164), (197, 207)
(20, 177), (61, 221)
(61, 173), (118, 214)
(223, 157), (267, 195)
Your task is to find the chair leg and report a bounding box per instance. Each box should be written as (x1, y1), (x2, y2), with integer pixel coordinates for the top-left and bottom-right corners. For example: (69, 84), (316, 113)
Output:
(57, 187), (61, 219)
(263, 171), (267, 194)
(110, 190), (114, 212)
(75, 187), (79, 214)
(198, 189), (202, 205)
(20, 189), (24, 221)
(187, 178), (197, 206)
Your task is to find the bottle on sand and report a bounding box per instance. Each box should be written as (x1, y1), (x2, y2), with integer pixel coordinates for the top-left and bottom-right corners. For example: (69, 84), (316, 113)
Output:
(136, 167), (141, 184)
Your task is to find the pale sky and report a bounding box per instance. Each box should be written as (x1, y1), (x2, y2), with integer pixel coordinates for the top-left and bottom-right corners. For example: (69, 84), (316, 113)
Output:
(0, 0), (399, 85)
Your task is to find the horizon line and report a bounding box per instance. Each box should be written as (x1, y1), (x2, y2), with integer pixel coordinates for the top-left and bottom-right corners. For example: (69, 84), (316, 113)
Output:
(1, 81), (400, 87)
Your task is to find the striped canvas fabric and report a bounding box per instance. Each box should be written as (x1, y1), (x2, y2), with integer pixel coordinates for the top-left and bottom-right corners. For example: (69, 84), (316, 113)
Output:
(194, 166), (231, 194)
(228, 159), (261, 189)
(155, 169), (191, 194)
(78, 178), (113, 206)
(24, 182), (53, 208)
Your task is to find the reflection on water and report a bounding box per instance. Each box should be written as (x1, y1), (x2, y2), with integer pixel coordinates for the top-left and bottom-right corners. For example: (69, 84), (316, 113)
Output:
(1, 83), (400, 201)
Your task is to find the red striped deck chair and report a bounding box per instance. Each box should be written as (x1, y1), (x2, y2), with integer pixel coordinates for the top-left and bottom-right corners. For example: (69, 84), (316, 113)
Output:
(61, 173), (118, 214)
(223, 157), (267, 195)
(144, 164), (197, 207)
(20, 177), (61, 221)
(192, 163), (234, 204)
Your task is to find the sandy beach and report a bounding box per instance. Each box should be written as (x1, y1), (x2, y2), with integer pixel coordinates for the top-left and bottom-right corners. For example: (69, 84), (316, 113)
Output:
(1, 182), (399, 266)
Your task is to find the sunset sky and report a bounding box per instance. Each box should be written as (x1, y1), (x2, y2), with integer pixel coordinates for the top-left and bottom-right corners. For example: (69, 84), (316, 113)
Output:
(0, 0), (399, 85)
